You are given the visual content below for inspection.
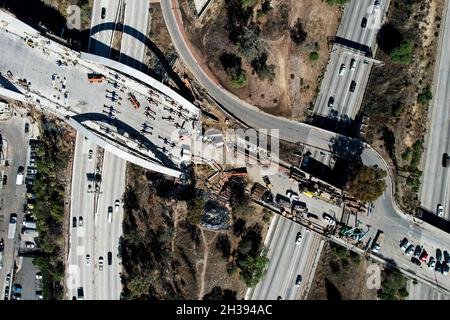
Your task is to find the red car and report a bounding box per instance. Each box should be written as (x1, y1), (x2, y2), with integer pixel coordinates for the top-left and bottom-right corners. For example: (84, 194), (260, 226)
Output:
(420, 250), (428, 263)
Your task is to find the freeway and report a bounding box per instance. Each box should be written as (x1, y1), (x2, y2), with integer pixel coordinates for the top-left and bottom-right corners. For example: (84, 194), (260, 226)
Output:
(119, 0), (150, 69)
(67, 132), (97, 300)
(420, 0), (450, 218)
(313, 0), (386, 127)
(408, 280), (450, 300)
(246, 215), (323, 300)
(93, 151), (125, 300)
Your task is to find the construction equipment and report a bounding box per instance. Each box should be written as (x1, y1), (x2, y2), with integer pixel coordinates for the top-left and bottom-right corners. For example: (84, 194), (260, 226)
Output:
(128, 93), (140, 109)
(87, 73), (105, 83)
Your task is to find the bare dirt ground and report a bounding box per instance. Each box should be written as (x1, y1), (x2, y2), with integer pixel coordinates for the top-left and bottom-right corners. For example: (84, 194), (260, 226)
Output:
(180, 0), (341, 120)
(308, 242), (378, 300)
(361, 0), (444, 212)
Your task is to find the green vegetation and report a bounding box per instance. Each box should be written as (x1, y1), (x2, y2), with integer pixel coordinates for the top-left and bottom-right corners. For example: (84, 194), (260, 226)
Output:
(290, 19), (307, 46)
(417, 88), (432, 105)
(409, 139), (424, 169)
(220, 53), (248, 88)
(237, 249), (269, 287)
(346, 164), (387, 202)
(257, 0), (272, 18)
(389, 40), (413, 65)
(32, 118), (72, 300)
(326, 0), (350, 5)
(309, 52), (319, 61)
(406, 167), (422, 192)
(240, 0), (259, 10)
(79, 2), (91, 28)
(378, 270), (408, 300)
(187, 199), (205, 225)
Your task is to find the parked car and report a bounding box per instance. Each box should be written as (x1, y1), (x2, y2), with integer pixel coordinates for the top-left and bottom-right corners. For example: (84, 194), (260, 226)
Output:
(13, 283), (22, 293)
(436, 249), (442, 261)
(35, 272), (42, 280)
(419, 250), (428, 263)
(25, 241), (35, 249)
(406, 244), (415, 255)
(36, 290), (43, 300)
(322, 213), (336, 226)
(435, 261), (443, 273)
(400, 237), (409, 250)
(443, 263), (449, 275)
(414, 245), (422, 258)
(444, 250), (450, 263)
(428, 257), (436, 269)
(361, 17), (367, 28)
(12, 292), (21, 300)
(411, 257), (421, 266)
(437, 204), (444, 217)
(295, 232), (302, 245)
(101, 7), (106, 19)
(295, 274), (303, 287)
(374, 0), (381, 11)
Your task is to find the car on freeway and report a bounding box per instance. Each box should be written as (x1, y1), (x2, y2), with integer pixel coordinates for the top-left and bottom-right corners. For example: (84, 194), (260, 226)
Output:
(414, 245), (422, 258)
(25, 241), (35, 249)
(350, 58), (356, 71)
(419, 250), (428, 263)
(36, 272), (42, 280)
(2, 174), (6, 186)
(374, 0), (380, 11)
(400, 237), (409, 250)
(108, 251), (112, 265)
(436, 249), (442, 261)
(437, 204), (444, 217)
(361, 17), (367, 28)
(322, 213), (336, 226)
(295, 274), (303, 287)
(115, 199), (120, 211)
(86, 254), (91, 266)
(88, 149), (93, 161)
(295, 232), (302, 245)
(328, 96), (334, 108)
(443, 153), (449, 167)
(78, 216), (83, 227)
(339, 64), (347, 76)
(405, 244), (415, 255)
(428, 257), (436, 269)
(24, 123), (29, 133)
(444, 250), (450, 263)
(349, 80), (356, 93)
(411, 257), (421, 266)
(101, 7), (106, 19)
(72, 217), (77, 228)
(108, 206), (113, 223)
(13, 283), (22, 293)
(98, 256), (104, 271)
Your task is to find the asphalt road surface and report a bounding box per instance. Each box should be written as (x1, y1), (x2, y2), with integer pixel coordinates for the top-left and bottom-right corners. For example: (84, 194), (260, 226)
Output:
(420, 0), (450, 217)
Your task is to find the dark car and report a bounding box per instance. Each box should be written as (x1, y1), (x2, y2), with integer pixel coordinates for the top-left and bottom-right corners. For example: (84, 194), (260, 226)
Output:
(414, 245), (422, 258)
(435, 261), (443, 273)
(101, 7), (106, 19)
(444, 250), (450, 263)
(442, 263), (449, 275)
(108, 251), (112, 265)
(18, 166), (24, 174)
(400, 237), (408, 249)
(328, 96), (334, 108)
(443, 153), (449, 167)
(411, 257), (421, 266)
(361, 17), (367, 28)
(2, 175), (6, 186)
(436, 248), (442, 261)
(349, 80), (357, 93)
(72, 217), (77, 228)
(295, 274), (303, 287)
(24, 123), (29, 133)
(406, 244), (415, 255)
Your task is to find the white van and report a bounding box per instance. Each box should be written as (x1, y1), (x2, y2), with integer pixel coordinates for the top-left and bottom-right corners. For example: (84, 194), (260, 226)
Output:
(107, 206), (113, 223)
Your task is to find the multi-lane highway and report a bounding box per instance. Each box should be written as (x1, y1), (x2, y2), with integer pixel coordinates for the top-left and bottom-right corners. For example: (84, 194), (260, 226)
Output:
(313, 0), (386, 126)
(420, 0), (450, 218)
(246, 215), (323, 300)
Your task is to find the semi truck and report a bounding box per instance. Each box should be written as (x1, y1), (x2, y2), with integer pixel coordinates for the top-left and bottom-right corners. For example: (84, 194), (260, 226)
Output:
(16, 173), (24, 185)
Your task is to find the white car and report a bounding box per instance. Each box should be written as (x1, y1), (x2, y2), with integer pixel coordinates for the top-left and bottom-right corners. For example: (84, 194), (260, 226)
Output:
(35, 272), (42, 280)
(115, 199), (120, 212)
(323, 213), (336, 226)
(437, 204), (444, 217)
(339, 64), (346, 76)
(286, 190), (299, 201)
(350, 58), (356, 71)
(374, 0), (380, 11)
(86, 254), (91, 266)
(25, 242), (35, 249)
(295, 232), (302, 245)
(88, 150), (93, 161)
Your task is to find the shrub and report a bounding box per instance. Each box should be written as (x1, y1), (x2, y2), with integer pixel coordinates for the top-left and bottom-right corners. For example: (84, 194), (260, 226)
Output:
(309, 52), (319, 61)
(389, 40), (413, 64)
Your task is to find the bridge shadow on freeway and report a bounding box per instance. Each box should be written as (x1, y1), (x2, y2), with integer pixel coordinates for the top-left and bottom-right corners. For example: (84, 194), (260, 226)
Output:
(72, 112), (178, 170)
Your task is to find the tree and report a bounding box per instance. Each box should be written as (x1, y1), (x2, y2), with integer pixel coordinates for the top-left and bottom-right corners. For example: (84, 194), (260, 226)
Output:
(378, 270), (408, 300)
(417, 88), (432, 105)
(290, 19), (307, 46)
(220, 53), (248, 88)
(389, 40), (413, 65)
(237, 27), (267, 62)
(187, 199), (205, 225)
(240, 0), (259, 10)
(237, 248), (269, 287)
(309, 52), (319, 61)
(346, 165), (387, 202)
(251, 52), (276, 82)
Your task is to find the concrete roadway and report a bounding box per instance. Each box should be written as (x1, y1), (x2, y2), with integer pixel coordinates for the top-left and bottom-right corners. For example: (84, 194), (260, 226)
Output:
(313, 0), (387, 124)
(0, 113), (29, 300)
(246, 215), (322, 300)
(119, 0), (150, 69)
(408, 280), (450, 300)
(93, 151), (125, 300)
(67, 132), (97, 299)
(420, 0), (450, 217)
